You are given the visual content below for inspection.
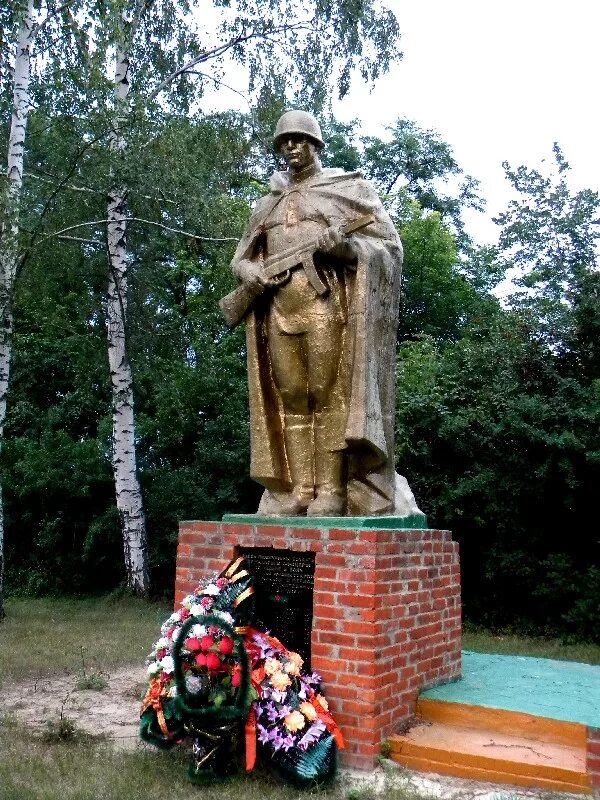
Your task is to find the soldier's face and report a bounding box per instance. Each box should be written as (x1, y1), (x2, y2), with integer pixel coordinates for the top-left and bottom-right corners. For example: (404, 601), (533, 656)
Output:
(280, 135), (318, 173)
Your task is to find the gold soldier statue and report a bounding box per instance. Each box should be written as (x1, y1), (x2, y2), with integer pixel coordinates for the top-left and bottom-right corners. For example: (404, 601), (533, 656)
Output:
(221, 110), (421, 518)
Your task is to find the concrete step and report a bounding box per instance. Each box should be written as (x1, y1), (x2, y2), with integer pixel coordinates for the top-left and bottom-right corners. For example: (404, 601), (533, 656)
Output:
(388, 701), (593, 795)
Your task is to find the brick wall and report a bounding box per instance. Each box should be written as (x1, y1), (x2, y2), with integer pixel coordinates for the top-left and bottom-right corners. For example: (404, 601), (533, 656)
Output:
(175, 520), (462, 770)
(587, 726), (600, 789)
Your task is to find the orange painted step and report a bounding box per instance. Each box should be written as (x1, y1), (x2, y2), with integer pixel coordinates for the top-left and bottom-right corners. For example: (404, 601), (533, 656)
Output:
(388, 721), (592, 795)
(417, 697), (588, 747)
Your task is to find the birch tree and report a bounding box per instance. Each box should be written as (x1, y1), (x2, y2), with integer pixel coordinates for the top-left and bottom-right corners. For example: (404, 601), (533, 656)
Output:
(88, 0), (402, 596)
(0, 0), (35, 620)
(0, 0), (95, 618)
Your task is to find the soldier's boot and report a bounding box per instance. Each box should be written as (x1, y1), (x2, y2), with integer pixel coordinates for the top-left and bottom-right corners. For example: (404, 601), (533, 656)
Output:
(274, 414), (314, 515)
(307, 413), (346, 517)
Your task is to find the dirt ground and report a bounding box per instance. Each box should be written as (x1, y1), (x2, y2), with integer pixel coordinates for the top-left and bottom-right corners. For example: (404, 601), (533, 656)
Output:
(5, 667), (590, 799)
(5, 664), (147, 750)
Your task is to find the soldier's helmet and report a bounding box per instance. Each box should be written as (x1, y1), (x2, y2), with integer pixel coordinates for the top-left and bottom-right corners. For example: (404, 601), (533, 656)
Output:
(273, 110), (325, 151)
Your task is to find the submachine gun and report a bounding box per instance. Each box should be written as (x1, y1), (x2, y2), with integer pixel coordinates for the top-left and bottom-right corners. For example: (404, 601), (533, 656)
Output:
(219, 213), (375, 328)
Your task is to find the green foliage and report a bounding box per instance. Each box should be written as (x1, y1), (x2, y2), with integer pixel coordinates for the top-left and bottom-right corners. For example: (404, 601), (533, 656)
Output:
(396, 315), (600, 640)
(75, 673), (109, 691)
(361, 118), (484, 245)
(495, 143), (600, 351)
(42, 715), (80, 744)
(399, 205), (498, 342)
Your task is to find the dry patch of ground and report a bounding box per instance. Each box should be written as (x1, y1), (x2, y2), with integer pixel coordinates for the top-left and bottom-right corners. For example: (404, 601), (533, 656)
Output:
(5, 663), (147, 749)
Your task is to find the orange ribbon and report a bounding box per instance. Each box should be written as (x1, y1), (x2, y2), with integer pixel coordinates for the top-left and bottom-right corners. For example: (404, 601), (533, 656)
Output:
(141, 678), (172, 738)
(244, 705), (257, 770)
(310, 693), (345, 749)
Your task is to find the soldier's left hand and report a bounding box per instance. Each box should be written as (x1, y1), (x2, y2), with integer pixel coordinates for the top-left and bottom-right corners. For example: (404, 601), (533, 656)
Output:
(317, 226), (357, 261)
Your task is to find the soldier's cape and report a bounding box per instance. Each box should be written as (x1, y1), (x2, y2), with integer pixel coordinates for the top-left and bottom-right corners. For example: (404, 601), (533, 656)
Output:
(231, 168), (421, 517)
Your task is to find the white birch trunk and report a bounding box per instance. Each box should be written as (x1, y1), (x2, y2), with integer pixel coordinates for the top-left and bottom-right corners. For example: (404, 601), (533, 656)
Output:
(107, 44), (148, 595)
(0, 0), (35, 619)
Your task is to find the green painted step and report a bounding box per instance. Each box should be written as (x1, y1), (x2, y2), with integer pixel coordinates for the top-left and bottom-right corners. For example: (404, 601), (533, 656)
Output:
(222, 513), (429, 529)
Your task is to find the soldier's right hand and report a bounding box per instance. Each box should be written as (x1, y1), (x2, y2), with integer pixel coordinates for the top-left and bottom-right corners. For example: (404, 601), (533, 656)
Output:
(235, 259), (268, 289)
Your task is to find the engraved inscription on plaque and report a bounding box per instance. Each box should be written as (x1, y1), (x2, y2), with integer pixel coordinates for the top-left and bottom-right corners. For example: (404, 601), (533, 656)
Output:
(238, 547), (315, 669)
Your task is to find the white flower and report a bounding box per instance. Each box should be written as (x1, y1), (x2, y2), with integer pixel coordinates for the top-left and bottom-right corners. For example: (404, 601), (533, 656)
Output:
(191, 624), (207, 637)
(168, 685), (178, 698)
(182, 594), (195, 608)
(160, 655), (175, 673)
(203, 583), (220, 596)
(190, 604), (205, 616)
(168, 612), (180, 623)
(147, 662), (160, 676)
(154, 637), (170, 650)
(185, 676), (202, 694)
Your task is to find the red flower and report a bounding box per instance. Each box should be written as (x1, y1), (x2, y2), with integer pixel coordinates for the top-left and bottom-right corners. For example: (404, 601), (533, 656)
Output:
(208, 625), (220, 636)
(186, 637), (201, 652)
(219, 636), (234, 655)
(231, 670), (241, 688)
(195, 653), (207, 667)
(156, 648), (167, 660)
(216, 577), (228, 588)
(206, 652), (222, 671)
(180, 608), (191, 620)
(200, 635), (215, 651)
(200, 597), (213, 609)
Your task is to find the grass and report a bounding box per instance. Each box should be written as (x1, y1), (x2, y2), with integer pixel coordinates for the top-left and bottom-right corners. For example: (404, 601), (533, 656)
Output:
(1, 597), (594, 799)
(0, 595), (171, 682)
(0, 716), (436, 800)
(462, 625), (600, 665)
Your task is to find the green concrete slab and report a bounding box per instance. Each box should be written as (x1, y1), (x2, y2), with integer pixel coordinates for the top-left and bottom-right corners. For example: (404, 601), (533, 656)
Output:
(221, 513), (429, 529)
(422, 650), (600, 728)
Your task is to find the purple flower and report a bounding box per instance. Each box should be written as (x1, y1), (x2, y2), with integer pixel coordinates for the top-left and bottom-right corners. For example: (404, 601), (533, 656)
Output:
(257, 724), (271, 745)
(281, 734), (295, 751)
(270, 731), (285, 751)
(277, 704), (292, 719)
(271, 689), (287, 703)
(265, 702), (279, 722)
(298, 720), (327, 751)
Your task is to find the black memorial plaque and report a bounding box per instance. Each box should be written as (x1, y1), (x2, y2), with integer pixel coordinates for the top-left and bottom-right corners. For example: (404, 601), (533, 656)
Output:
(238, 547), (315, 669)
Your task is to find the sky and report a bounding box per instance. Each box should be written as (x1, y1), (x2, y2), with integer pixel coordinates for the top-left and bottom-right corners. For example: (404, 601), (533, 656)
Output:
(206, 0), (600, 248)
(331, 0), (600, 245)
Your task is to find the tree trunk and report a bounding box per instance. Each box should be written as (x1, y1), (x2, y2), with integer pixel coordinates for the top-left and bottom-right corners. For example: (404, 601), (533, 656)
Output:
(0, 0), (35, 620)
(107, 43), (149, 595)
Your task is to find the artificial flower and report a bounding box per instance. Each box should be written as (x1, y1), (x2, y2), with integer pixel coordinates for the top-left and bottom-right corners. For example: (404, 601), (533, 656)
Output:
(284, 660), (300, 676)
(219, 636), (234, 655)
(288, 651), (303, 669)
(185, 675), (202, 693)
(200, 634), (215, 651)
(270, 671), (292, 691)
(315, 694), (329, 711)
(205, 652), (222, 671)
(264, 657), (281, 676)
(299, 701), (318, 721)
(160, 655), (175, 673)
(283, 710), (305, 732)
(147, 662), (160, 676)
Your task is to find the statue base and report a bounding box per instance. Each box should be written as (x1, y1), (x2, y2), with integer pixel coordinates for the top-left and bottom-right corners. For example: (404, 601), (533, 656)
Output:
(175, 516), (462, 770)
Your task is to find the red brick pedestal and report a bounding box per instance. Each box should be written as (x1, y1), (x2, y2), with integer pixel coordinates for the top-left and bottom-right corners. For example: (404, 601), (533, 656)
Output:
(175, 517), (462, 770)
